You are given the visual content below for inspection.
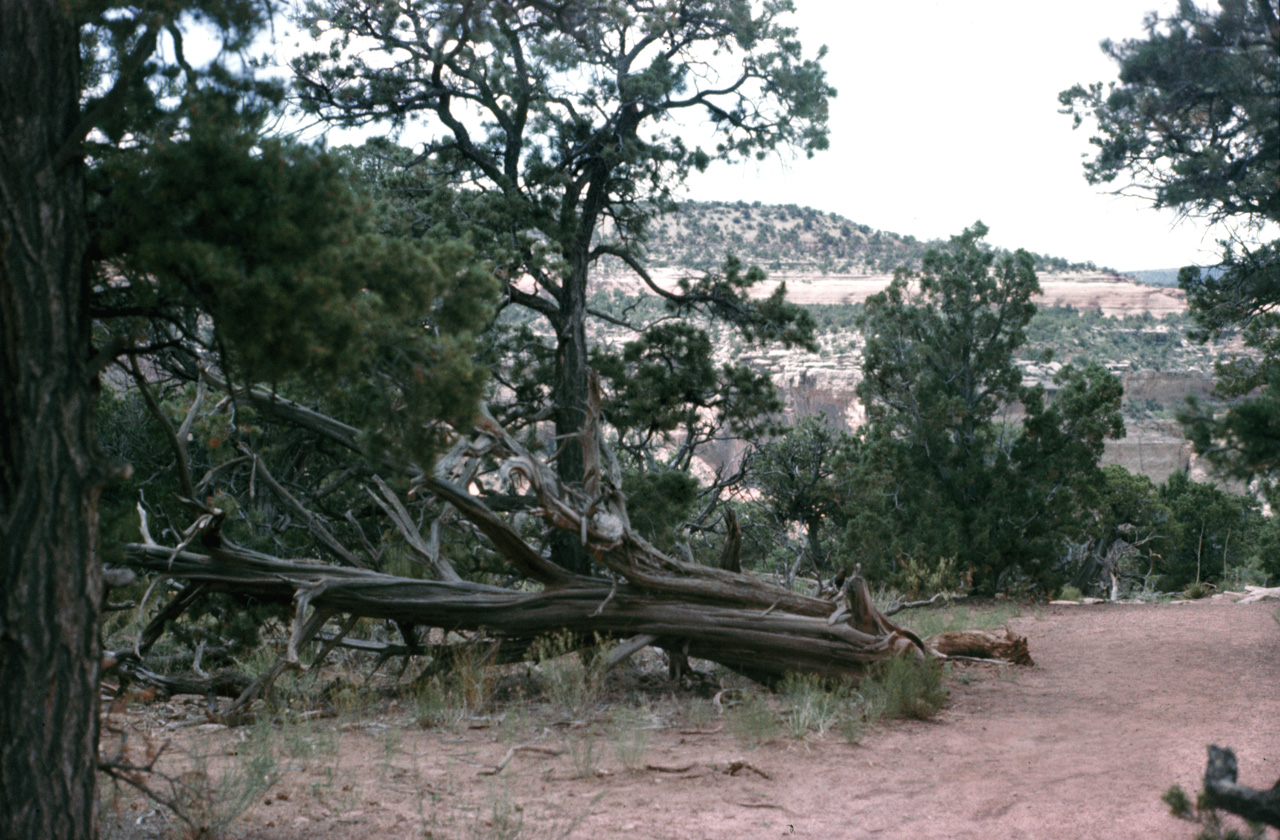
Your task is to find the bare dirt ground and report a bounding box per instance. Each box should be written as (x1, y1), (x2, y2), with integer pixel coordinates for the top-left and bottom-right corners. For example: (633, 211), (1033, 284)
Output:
(102, 597), (1280, 840)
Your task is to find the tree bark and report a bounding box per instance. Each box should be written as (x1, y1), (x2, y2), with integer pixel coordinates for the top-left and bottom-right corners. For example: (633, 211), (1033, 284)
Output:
(549, 257), (592, 576)
(0, 3), (101, 838)
(118, 542), (927, 687)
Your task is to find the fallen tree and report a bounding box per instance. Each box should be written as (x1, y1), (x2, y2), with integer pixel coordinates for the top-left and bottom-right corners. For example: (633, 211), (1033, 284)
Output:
(109, 378), (1032, 715)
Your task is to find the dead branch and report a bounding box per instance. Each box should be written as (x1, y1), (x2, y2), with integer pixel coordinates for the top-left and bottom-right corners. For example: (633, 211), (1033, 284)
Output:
(882, 591), (956, 617)
(477, 744), (564, 776)
(718, 507), (742, 573)
(243, 446), (366, 568)
(1203, 745), (1280, 828)
(111, 662), (252, 700)
(927, 629), (1034, 666)
(367, 475), (462, 581)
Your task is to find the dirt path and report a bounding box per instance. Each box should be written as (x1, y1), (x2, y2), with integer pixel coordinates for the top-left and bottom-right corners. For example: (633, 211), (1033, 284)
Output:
(103, 599), (1280, 839)
(599, 598), (1280, 840)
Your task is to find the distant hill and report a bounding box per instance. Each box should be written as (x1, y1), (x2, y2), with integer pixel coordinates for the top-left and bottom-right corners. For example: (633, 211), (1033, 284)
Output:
(629, 200), (1106, 276)
(1123, 268), (1183, 287)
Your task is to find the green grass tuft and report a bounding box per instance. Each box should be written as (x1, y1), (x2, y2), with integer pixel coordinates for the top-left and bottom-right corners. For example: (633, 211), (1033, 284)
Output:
(859, 655), (949, 722)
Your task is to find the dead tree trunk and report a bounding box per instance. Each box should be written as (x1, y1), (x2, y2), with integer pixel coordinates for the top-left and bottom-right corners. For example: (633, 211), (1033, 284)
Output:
(118, 542), (925, 687)
(112, 379), (1031, 711)
(927, 630), (1034, 666)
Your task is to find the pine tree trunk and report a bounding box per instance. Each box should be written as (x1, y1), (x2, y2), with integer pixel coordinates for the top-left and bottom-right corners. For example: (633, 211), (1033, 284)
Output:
(0, 4), (101, 839)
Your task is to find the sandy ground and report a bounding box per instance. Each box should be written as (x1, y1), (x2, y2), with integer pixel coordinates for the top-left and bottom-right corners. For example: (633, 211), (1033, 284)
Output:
(101, 597), (1279, 840)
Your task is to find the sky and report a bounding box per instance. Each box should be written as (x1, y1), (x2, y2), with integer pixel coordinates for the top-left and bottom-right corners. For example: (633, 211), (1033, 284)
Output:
(680, 0), (1231, 273)
(275, 0), (1249, 274)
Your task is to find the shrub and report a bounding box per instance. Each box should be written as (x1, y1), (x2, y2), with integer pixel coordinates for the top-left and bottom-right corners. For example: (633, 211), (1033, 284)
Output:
(726, 691), (782, 748)
(859, 655), (948, 722)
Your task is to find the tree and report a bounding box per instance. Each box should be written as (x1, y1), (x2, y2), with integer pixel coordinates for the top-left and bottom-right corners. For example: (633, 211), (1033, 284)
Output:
(851, 223), (1125, 593)
(740, 415), (851, 585)
(1, 5), (99, 837)
(3, 4), (495, 837)
(1064, 465), (1171, 598)
(293, 0), (834, 571)
(1060, 0), (1280, 490)
(1159, 470), (1261, 590)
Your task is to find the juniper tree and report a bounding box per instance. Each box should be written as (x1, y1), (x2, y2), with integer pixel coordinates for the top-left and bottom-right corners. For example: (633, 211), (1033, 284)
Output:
(851, 224), (1125, 593)
(293, 0), (832, 572)
(1061, 0), (1280, 492)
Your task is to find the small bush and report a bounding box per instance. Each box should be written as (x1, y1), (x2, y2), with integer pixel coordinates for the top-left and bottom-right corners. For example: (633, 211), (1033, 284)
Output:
(413, 641), (498, 728)
(609, 706), (651, 772)
(1183, 581), (1214, 600)
(726, 692), (782, 748)
(172, 726), (280, 839)
(1223, 557), (1269, 591)
(779, 673), (853, 739)
(1058, 585), (1084, 601)
(528, 631), (604, 719)
(860, 655), (948, 722)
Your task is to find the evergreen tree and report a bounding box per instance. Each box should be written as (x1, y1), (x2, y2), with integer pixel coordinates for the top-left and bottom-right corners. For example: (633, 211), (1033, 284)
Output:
(850, 224), (1125, 593)
(1159, 471), (1261, 590)
(293, 0), (833, 572)
(1061, 0), (1280, 491)
(2, 5), (493, 837)
(741, 415), (851, 584)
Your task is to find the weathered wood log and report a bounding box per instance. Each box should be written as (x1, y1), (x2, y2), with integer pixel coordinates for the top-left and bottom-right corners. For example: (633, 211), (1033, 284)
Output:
(926, 629), (1035, 666)
(110, 662), (252, 700)
(112, 386), (1032, 708)
(1203, 745), (1280, 828)
(1236, 586), (1280, 604)
(118, 542), (928, 685)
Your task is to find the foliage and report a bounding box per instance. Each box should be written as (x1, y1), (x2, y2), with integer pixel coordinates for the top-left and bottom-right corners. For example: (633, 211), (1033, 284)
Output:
(847, 223), (1126, 593)
(1164, 784), (1267, 840)
(1065, 465), (1171, 596)
(81, 42), (501, 577)
(608, 706), (652, 772)
(295, 1), (833, 571)
(593, 270), (805, 469)
(1061, 0), (1280, 493)
(778, 673), (853, 739)
(725, 691), (783, 749)
(621, 469), (700, 554)
(858, 655), (948, 722)
(738, 415), (852, 582)
(1060, 0), (1278, 224)
(91, 101), (495, 465)
(1158, 471), (1262, 590)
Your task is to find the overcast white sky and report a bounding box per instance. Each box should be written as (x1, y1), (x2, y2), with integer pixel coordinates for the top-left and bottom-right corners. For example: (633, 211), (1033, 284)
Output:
(681, 0), (1230, 272)
(279, 0), (1245, 273)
